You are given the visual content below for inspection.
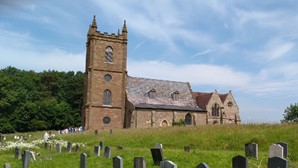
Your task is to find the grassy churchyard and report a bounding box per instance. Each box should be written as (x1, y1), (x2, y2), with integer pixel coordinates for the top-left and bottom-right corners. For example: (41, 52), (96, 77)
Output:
(0, 124), (297, 167)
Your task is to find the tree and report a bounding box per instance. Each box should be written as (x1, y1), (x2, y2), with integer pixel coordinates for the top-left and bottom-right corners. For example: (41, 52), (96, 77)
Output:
(282, 103), (298, 123)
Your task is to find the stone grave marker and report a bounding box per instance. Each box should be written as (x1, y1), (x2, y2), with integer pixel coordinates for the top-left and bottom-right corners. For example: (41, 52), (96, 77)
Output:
(113, 156), (123, 168)
(150, 148), (165, 166)
(232, 155), (248, 168)
(15, 146), (22, 159)
(95, 130), (99, 135)
(75, 144), (80, 153)
(30, 151), (36, 161)
(134, 157), (146, 168)
(4, 163), (11, 168)
(268, 157), (288, 168)
(94, 145), (100, 157)
(196, 162), (209, 168)
(245, 142), (258, 159)
(110, 129), (113, 134)
(56, 143), (62, 153)
(160, 160), (177, 168)
(184, 146), (191, 152)
(99, 141), (104, 150)
(45, 142), (49, 150)
(22, 150), (31, 168)
(80, 153), (87, 168)
(117, 146), (124, 150)
(155, 143), (163, 149)
(269, 144), (284, 158)
(277, 142), (288, 158)
(104, 146), (111, 159)
(0, 133), (4, 141)
(67, 142), (72, 153)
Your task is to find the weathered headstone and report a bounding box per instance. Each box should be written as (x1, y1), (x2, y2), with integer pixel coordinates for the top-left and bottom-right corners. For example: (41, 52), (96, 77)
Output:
(104, 146), (111, 159)
(150, 148), (165, 166)
(95, 130), (99, 135)
(67, 142), (72, 153)
(99, 141), (104, 150)
(269, 144), (284, 158)
(75, 144), (80, 153)
(56, 143), (62, 153)
(110, 129), (113, 134)
(45, 142), (49, 150)
(94, 145), (100, 157)
(277, 142), (288, 158)
(184, 146), (191, 152)
(268, 157), (288, 168)
(113, 156), (123, 168)
(155, 143), (163, 149)
(22, 150), (31, 168)
(15, 146), (22, 159)
(196, 162), (209, 168)
(30, 151), (36, 161)
(80, 153), (87, 168)
(232, 155), (248, 168)
(160, 160), (177, 168)
(245, 142), (258, 159)
(134, 157), (146, 168)
(4, 163), (11, 168)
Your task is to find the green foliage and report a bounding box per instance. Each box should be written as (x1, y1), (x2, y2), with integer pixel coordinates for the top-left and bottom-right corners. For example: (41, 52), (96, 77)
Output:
(172, 119), (186, 126)
(282, 103), (298, 123)
(0, 66), (84, 133)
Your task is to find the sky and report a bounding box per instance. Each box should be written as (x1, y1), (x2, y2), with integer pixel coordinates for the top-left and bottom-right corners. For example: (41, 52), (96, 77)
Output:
(1, 0), (298, 123)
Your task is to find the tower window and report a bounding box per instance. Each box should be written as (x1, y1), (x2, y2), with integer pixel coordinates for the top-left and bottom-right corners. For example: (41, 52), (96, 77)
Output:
(104, 74), (112, 82)
(103, 89), (111, 105)
(211, 104), (220, 116)
(228, 101), (233, 107)
(105, 46), (113, 63)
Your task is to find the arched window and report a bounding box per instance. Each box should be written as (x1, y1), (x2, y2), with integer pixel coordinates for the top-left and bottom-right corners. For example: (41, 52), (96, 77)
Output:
(227, 101), (233, 107)
(161, 120), (168, 127)
(105, 46), (113, 63)
(103, 89), (111, 105)
(211, 104), (220, 116)
(185, 113), (192, 125)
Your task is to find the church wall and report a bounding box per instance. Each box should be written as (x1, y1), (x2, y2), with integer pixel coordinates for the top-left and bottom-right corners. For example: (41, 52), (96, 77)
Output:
(222, 94), (241, 124)
(205, 93), (223, 124)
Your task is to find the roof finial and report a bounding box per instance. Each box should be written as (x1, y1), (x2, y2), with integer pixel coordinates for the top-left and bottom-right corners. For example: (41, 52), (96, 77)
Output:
(91, 15), (97, 29)
(122, 20), (127, 32)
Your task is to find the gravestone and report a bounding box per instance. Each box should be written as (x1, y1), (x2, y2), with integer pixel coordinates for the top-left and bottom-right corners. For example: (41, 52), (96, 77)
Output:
(184, 146), (191, 152)
(15, 146), (22, 159)
(80, 153), (87, 168)
(277, 142), (288, 158)
(94, 145), (100, 157)
(104, 146), (111, 159)
(196, 162), (209, 168)
(268, 157), (288, 168)
(45, 142), (49, 150)
(22, 150), (31, 168)
(75, 144), (80, 153)
(269, 144), (284, 158)
(56, 143), (62, 153)
(30, 151), (36, 161)
(110, 129), (113, 134)
(160, 160), (177, 168)
(95, 130), (99, 135)
(0, 133), (4, 141)
(245, 142), (258, 159)
(67, 142), (72, 153)
(232, 155), (248, 168)
(113, 156), (123, 168)
(150, 148), (165, 166)
(4, 163), (11, 168)
(155, 143), (163, 149)
(99, 141), (104, 150)
(134, 157), (146, 168)
(117, 146), (124, 150)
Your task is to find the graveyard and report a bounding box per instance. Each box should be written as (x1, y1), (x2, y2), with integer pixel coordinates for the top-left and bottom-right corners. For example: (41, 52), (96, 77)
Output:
(0, 124), (297, 167)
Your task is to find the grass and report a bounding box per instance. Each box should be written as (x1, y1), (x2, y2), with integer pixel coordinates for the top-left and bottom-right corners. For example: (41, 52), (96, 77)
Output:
(0, 124), (298, 167)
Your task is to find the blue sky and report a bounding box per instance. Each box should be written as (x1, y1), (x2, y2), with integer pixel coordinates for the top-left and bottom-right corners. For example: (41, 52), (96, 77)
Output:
(1, 0), (298, 123)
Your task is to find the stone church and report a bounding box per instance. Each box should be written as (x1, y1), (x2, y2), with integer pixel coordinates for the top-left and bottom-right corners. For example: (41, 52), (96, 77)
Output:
(82, 16), (241, 130)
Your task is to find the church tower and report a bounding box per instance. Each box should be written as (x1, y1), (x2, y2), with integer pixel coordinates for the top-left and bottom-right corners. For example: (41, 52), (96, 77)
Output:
(82, 16), (127, 130)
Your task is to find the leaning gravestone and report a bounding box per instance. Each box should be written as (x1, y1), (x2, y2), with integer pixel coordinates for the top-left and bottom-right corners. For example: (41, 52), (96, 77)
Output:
(94, 145), (100, 157)
(276, 142), (288, 158)
(196, 162), (209, 168)
(67, 142), (72, 153)
(160, 160), (177, 168)
(232, 155), (248, 168)
(134, 157), (146, 168)
(56, 143), (62, 153)
(75, 144), (80, 153)
(269, 144), (284, 158)
(113, 156), (123, 168)
(15, 146), (22, 159)
(4, 163), (11, 168)
(22, 150), (31, 168)
(150, 148), (165, 166)
(99, 141), (104, 151)
(104, 146), (111, 159)
(268, 157), (288, 168)
(245, 142), (258, 159)
(80, 153), (87, 168)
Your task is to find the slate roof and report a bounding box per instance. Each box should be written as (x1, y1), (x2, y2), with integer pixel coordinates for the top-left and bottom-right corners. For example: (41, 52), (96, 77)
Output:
(218, 93), (229, 103)
(127, 76), (205, 112)
(192, 92), (213, 110)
